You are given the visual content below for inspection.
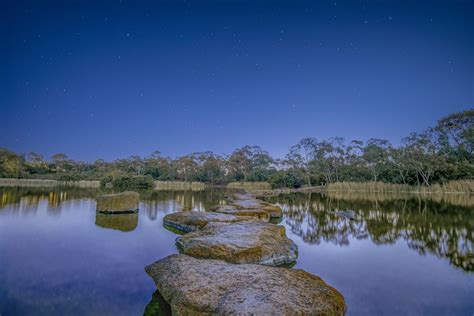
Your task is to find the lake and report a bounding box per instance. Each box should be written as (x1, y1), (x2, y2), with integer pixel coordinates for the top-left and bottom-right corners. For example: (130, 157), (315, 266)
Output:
(0, 188), (473, 315)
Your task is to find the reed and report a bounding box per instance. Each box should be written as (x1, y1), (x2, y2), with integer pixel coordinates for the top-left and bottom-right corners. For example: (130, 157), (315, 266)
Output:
(0, 178), (101, 188)
(227, 182), (272, 192)
(324, 190), (474, 208)
(153, 181), (206, 191)
(326, 180), (474, 194)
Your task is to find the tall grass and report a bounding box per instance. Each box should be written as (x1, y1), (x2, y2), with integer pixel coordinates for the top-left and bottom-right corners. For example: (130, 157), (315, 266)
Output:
(227, 182), (272, 192)
(326, 180), (474, 194)
(153, 181), (206, 191)
(0, 178), (100, 188)
(325, 190), (474, 208)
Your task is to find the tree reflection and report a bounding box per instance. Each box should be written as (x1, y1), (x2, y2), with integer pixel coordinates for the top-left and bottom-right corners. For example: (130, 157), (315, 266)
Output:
(270, 193), (474, 272)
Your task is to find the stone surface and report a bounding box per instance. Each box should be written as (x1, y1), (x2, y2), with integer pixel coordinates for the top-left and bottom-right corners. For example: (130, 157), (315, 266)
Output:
(95, 213), (138, 232)
(260, 202), (283, 218)
(230, 193), (263, 208)
(96, 191), (139, 213)
(176, 221), (297, 266)
(210, 204), (270, 221)
(163, 211), (255, 234)
(145, 254), (346, 315)
(230, 193), (283, 218)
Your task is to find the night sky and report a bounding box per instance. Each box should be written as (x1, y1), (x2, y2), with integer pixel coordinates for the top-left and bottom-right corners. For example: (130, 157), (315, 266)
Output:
(2, 0), (473, 161)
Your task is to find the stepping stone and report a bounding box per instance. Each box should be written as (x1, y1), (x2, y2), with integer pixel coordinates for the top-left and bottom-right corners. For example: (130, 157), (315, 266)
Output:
(176, 221), (298, 266)
(210, 204), (270, 221)
(230, 193), (283, 218)
(96, 191), (139, 214)
(230, 193), (263, 209)
(145, 254), (346, 315)
(163, 211), (254, 234)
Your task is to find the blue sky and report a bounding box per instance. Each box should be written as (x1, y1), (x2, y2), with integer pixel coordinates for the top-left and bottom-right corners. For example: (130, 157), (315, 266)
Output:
(2, 0), (473, 161)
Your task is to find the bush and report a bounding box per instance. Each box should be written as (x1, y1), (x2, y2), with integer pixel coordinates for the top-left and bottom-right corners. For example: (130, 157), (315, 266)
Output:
(268, 170), (305, 189)
(102, 175), (154, 190)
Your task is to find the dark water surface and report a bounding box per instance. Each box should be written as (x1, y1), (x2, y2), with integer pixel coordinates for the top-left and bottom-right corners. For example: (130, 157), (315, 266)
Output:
(0, 188), (473, 315)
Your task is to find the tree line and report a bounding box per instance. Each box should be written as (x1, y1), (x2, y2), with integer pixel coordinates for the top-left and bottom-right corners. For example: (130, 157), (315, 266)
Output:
(0, 109), (472, 189)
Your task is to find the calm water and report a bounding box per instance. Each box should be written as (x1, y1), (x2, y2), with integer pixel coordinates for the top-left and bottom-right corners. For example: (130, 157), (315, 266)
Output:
(0, 188), (473, 315)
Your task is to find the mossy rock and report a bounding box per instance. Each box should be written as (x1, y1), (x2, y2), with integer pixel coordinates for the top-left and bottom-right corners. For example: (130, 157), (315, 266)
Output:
(145, 254), (347, 315)
(96, 191), (139, 213)
(176, 221), (298, 266)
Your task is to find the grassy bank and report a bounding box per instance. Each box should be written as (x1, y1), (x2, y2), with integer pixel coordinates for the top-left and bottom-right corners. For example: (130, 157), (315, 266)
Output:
(153, 181), (206, 191)
(326, 180), (474, 194)
(324, 190), (474, 208)
(227, 182), (271, 191)
(0, 178), (101, 188)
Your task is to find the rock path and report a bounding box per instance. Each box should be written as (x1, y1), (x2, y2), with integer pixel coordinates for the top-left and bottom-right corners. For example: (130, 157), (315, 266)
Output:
(147, 191), (347, 315)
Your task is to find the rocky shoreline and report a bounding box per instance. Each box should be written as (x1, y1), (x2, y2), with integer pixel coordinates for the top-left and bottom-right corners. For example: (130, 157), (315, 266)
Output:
(146, 192), (347, 314)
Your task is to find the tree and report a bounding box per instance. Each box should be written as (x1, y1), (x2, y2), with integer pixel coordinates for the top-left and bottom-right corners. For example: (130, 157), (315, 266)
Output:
(286, 138), (317, 186)
(362, 138), (391, 182)
(175, 155), (198, 182)
(390, 147), (410, 184)
(403, 131), (444, 186)
(51, 153), (69, 172)
(0, 148), (24, 178)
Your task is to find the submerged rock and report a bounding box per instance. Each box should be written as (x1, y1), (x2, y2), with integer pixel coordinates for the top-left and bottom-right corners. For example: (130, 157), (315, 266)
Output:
(162, 211), (254, 234)
(96, 191), (139, 214)
(145, 254), (347, 315)
(210, 204), (270, 221)
(95, 213), (138, 232)
(176, 221), (297, 266)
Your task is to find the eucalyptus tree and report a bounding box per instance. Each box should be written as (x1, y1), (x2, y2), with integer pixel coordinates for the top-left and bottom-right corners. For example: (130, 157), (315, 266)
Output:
(195, 152), (225, 184)
(435, 109), (474, 162)
(362, 138), (392, 182)
(174, 155), (198, 182)
(403, 131), (444, 186)
(313, 137), (346, 184)
(389, 146), (410, 184)
(286, 138), (318, 186)
(143, 151), (174, 180)
(0, 148), (24, 178)
(226, 145), (273, 182)
(226, 146), (253, 181)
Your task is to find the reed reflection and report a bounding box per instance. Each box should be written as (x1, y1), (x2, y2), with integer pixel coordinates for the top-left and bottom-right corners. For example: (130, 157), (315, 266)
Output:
(269, 192), (474, 272)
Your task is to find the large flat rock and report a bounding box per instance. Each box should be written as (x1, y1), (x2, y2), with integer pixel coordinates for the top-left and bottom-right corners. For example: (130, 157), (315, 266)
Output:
(230, 193), (263, 208)
(163, 211), (255, 234)
(96, 191), (139, 214)
(176, 221), (297, 266)
(145, 254), (346, 315)
(210, 204), (270, 221)
(230, 193), (283, 218)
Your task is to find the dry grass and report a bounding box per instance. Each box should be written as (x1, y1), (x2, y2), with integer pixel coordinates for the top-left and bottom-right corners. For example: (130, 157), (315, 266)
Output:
(0, 178), (100, 188)
(153, 181), (206, 191)
(325, 190), (474, 207)
(227, 182), (272, 192)
(326, 180), (474, 194)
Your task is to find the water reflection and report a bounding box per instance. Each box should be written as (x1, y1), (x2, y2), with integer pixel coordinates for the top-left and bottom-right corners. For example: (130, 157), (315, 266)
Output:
(95, 213), (139, 232)
(268, 192), (474, 272)
(143, 290), (172, 316)
(0, 188), (227, 218)
(0, 187), (227, 316)
(0, 188), (100, 209)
